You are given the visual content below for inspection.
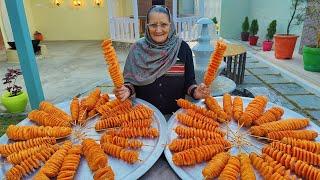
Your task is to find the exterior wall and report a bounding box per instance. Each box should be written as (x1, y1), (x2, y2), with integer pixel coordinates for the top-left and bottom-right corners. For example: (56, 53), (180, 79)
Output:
(23, 0), (112, 40)
(0, 28), (4, 50)
(24, 0), (36, 37)
(0, 0), (13, 47)
(220, 0), (250, 39)
(219, 0), (305, 50)
(248, 0), (305, 50)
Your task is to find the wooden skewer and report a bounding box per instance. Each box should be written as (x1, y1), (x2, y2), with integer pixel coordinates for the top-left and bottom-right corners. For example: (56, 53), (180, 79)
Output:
(87, 134), (101, 137)
(242, 135), (268, 147)
(58, 141), (65, 145)
(88, 113), (99, 120)
(241, 138), (261, 151)
(223, 122), (237, 138)
(224, 145), (235, 150)
(70, 121), (77, 127)
(247, 134), (280, 142)
(56, 135), (70, 140)
(143, 144), (155, 147)
(78, 107), (88, 127)
(241, 145), (251, 155)
(95, 126), (122, 132)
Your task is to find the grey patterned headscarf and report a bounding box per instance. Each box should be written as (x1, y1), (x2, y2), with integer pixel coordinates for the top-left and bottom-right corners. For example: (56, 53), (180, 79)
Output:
(124, 5), (182, 86)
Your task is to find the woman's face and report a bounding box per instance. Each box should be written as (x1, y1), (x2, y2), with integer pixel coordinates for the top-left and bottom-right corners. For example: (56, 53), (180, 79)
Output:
(147, 12), (170, 44)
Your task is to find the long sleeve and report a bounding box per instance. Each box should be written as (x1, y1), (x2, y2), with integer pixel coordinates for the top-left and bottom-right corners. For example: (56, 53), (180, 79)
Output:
(181, 41), (197, 97)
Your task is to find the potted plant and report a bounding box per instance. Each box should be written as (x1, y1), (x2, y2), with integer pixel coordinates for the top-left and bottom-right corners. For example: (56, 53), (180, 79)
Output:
(33, 31), (44, 41)
(263, 20), (277, 51)
(249, 19), (259, 46)
(302, 0), (320, 72)
(1, 68), (28, 113)
(241, 16), (250, 41)
(212, 17), (219, 35)
(274, 0), (305, 59)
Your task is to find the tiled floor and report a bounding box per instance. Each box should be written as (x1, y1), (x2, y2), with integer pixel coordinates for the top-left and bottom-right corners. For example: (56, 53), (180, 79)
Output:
(1, 40), (320, 132)
(0, 40), (319, 180)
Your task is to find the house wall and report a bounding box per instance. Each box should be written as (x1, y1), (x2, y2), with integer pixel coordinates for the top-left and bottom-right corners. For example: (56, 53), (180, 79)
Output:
(219, 0), (305, 50)
(220, 0), (250, 39)
(0, 28), (4, 50)
(23, 0), (114, 41)
(248, 0), (305, 49)
(0, 0), (13, 48)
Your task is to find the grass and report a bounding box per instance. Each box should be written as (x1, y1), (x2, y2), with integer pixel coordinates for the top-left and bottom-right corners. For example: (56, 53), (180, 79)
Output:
(0, 114), (26, 136)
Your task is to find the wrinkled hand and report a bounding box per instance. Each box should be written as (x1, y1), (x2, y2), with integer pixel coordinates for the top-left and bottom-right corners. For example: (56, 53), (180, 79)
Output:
(194, 83), (210, 99)
(113, 85), (130, 101)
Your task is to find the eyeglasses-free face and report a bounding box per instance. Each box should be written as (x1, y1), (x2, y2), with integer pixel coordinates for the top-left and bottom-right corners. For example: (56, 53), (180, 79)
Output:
(147, 12), (170, 44)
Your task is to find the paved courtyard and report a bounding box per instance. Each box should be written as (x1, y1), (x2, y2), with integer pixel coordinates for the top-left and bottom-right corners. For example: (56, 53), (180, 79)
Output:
(0, 40), (320, 136)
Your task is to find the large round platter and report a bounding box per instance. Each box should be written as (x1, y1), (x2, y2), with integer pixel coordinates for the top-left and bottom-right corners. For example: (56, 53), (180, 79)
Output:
(164, 96), (320, 180)
(0, 98), (167, 180)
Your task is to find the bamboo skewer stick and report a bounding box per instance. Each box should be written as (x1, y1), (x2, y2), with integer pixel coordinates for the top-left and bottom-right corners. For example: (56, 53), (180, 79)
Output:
(247, 134), (280, 142)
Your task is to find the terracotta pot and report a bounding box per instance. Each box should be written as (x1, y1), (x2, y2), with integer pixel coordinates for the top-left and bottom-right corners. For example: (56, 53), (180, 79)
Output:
(262, 40), (273, 51)
(34, 33), (44, 41)
(274, 34), (298, 59)
(241, 32), (249, 41)
(249, 36), (259, 46)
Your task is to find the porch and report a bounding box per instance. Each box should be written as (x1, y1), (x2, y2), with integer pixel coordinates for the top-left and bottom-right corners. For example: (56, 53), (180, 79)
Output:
(107, 0), (205, 43)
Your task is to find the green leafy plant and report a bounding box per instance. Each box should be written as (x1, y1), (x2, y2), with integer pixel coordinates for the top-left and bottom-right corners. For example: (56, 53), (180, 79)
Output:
(287, 0), (306, 35)
(2, 68), (23, 97)
(242, 16), (249, 32)
(266, 20), (277, 41)
(212, 17), (218, 24)
(249, 19), (259, 36)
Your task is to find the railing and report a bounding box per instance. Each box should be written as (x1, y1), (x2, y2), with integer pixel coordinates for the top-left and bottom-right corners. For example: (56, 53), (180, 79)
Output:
(109, 16), (200, 43)
(109, 17), (139, 43)
(175, 16), (200, 41)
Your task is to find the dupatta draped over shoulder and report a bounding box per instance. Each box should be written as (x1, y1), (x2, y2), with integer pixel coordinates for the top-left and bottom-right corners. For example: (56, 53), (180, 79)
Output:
(123, 6), (182, 86)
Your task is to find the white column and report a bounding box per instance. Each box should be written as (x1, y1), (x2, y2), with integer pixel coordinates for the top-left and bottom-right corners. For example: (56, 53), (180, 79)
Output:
(199, 0), (205, 17)
(132, 0), (139, 40)
(0, 0), (14, 48)
(107, 0), (114, 40)
(172, 0), (177, 21)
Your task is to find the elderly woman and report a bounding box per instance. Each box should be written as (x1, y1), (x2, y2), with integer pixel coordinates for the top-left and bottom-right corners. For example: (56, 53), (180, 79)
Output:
(115, 5), (210, 115)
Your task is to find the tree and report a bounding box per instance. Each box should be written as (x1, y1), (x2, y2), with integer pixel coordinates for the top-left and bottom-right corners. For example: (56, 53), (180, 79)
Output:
(249, 19), (259, 36)
(242, 17), (249, 32)
(287, 0), (306, 35)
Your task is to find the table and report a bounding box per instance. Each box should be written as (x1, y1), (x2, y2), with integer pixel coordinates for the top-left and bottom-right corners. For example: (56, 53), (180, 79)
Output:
(222, 43), (247, 84)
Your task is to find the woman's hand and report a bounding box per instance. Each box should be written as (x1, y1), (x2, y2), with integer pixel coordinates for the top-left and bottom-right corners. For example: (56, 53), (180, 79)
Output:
(113, 85), (130, 101)
(193, 83), (210, 99)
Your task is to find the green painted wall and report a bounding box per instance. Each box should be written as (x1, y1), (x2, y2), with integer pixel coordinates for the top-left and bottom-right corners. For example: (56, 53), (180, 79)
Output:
(220, 0), (250, 39)
(220, 0), (305, 50)
(248, 0), (305, 49)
